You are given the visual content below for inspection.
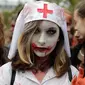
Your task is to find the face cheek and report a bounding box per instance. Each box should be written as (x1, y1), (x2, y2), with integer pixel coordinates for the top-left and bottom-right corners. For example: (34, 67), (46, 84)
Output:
(76, 18), (85, 36)
(81, 31), (85, 38)
(78, 22), (85, 38)
(31, 34), (39, 45)
(81, 24), (85, 37)
(46, 38), (59, 54)
(46, 30), (59, 54)
(48, 42), (56, 52)
(31, 29), (59, 57)
(31, 43), (37, 50)
(39, 43), (56, 57)
(74, 21), (81, 35)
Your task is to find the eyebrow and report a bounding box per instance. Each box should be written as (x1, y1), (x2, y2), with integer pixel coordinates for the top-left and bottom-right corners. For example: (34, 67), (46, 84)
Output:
(48, 27), (57, 30)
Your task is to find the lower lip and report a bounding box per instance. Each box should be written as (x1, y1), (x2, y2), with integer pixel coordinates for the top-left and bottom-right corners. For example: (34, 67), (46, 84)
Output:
(34, 48), (50, 52)
(31, 43), (51, 52)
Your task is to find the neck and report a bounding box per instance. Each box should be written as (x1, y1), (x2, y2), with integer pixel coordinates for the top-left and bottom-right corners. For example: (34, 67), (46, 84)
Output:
(33, 55), (51, 72)
(36, 56), (49, 64)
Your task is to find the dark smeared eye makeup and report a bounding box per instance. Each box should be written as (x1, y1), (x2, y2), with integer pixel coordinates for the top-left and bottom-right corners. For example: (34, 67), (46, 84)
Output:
(46, 27), (57, 36)
(34, 27), (57, 36)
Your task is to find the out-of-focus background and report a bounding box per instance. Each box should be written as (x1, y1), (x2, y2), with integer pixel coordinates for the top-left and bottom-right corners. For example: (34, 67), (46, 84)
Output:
(0, 0), (80, 29)
(0, 0), (80, 46)
(0, 0), (34, 29)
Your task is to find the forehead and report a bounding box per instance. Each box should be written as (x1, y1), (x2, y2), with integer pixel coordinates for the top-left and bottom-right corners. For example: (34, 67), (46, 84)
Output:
(74, 10), (79, 20)
(39, 20), (59, 29)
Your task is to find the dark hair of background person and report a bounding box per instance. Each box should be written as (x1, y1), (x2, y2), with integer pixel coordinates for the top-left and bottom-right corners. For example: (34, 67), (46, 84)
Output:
(71, 0), (85, 69)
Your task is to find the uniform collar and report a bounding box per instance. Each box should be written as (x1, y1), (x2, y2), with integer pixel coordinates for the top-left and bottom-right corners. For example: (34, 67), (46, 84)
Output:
(22, 67), (56, 84)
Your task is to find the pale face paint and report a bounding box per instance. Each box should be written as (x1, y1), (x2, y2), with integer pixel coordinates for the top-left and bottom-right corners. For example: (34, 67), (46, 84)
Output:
(31, 20), (60, 57)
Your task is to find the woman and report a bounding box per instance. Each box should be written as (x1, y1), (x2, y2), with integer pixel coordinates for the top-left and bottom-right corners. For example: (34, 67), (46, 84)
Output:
(73, 0), (85, 69)
(0, 1), (78, 85)
(71, 0), (85, 85)
(0, 13), (9, 66)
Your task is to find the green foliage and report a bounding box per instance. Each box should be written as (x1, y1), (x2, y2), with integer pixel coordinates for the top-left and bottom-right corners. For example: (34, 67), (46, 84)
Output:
(12, 3), (23, 16)
(3, 11), (12, 29)
(2, 3), (23, 29)
(69, 0), (80, 11)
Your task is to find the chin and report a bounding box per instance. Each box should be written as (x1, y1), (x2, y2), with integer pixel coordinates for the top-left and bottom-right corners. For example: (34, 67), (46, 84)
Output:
(35, 53), (48, 57)
(34, 51), (49, 57)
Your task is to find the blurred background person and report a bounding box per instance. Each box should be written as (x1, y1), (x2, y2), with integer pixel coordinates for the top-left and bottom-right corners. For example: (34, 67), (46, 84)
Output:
(73, 0), (85, 69)
(72, 0), (85, 69)
(64, 8), (84, 69)
(64, 9), (78, 48)
(64, 9), (73, 47)
(64, 9), (79, 68)
(71, 0), (85, 85)
(0, 13), (9, 66)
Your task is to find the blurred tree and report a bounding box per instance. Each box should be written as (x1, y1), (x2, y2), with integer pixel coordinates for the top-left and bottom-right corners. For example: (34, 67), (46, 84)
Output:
(3, 3), (23, 29)
(45, 0), (80, 11)
(58, 0), (80, 11)
(12, 3), (23, 17)
(3, 11), (12, 29)
(69, 0), (80, 11)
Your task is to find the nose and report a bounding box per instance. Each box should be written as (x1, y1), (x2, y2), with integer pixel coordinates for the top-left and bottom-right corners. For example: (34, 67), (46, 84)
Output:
(38, 32), (46, 46)
(74, 31), (80, 38)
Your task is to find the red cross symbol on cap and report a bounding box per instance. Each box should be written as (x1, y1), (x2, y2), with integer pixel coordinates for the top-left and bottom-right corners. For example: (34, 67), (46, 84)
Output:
(37, 4), (53, 18)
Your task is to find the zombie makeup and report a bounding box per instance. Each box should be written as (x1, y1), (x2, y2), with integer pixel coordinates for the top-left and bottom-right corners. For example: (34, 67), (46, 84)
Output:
(31, 20), (60, 57)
